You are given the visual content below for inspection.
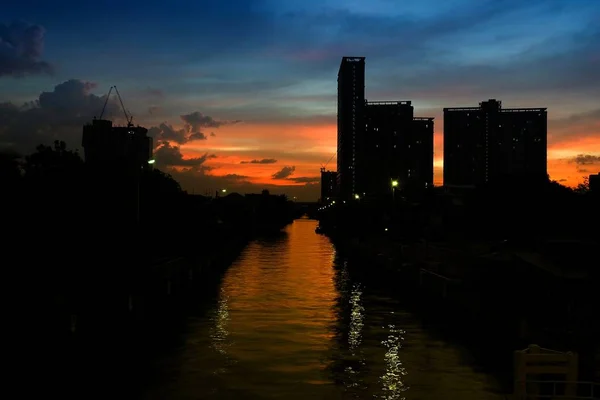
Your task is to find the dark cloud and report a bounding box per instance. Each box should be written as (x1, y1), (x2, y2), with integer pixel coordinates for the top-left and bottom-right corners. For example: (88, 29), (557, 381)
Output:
(551, 109), (600, 129)
(569, 154), (600, 165)
(210, 132), (216, 137)
(272, 166), (295, 179)
(180, 111), (240, 137)
(240, 158), (277, 164)
(0, 21), (54, 78)
(221, 174), (250, 181)
(0, 79), (119, 152)
(148, 123), (188, 144)
(154, 141), (215, 168)
(181, 111), (226, 129)
(559, 179), (568, 182)
(149, 111), (238, 144)
(287, 176), (319, 183)
(148, 106), (161, 115)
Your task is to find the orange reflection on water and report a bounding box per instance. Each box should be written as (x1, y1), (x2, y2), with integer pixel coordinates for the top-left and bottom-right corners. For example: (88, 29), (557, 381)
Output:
(210, 219), (340, 397)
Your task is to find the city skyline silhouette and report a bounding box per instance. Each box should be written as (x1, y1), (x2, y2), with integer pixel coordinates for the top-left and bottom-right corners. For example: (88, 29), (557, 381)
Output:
(2, 1), (599, 200)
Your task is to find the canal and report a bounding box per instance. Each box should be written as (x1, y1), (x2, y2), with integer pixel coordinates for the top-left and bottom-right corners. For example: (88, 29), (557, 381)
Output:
(141, 218), (505, 399)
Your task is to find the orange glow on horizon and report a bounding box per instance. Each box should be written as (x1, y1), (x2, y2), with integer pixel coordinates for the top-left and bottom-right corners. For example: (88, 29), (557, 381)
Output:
(173, 119), (599, 189)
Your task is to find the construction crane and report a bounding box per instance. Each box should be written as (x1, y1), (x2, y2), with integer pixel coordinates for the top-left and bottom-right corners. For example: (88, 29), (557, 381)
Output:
(98, 85), (134, 127)
(320, 152), (336, 173)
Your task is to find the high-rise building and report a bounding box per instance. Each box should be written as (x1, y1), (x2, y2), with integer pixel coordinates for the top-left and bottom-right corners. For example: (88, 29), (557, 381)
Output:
(411, 117), (435, 189)
(320, 169), (338, 203)
(364, 101), (434, 196)
(443, 99), (547, 188)
(82, 118), (153, 170)
(590, 173), (600, 194)
(337, 57), (365, 199)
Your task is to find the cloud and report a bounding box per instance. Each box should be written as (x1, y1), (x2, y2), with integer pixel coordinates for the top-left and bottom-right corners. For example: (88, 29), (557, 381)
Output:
(154, 141), (215, 168)
(569, 154), (600, 165)
(221, 174), (250, 181)
(148, 106), (161, 115)
(272, 166), (295, 179)
(559, 179), (568, 182)
(287, 176), (319, 183)
(0, 79), (119, 152)
(240, 158), (277, 164)
(181, 111), (227, 129)
(0, 21), (54, 78)
(553, 109), (600, 128)
(149, 111), (239, 144)
(148, 123), (188, 144)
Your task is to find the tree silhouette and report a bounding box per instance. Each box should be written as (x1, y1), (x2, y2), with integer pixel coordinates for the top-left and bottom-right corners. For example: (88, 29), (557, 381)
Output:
(0, 150), (23, 184)
(24, 140), (83, 179)
(574, 176), (590, 194)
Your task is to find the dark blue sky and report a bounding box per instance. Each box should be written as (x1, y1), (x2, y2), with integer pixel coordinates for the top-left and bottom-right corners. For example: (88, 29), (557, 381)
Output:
(2, 0), (599, 198)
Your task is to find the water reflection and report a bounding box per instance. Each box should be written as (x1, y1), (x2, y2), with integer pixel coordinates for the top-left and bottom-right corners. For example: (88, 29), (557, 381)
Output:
(379, 325), (408, 400)
(144, 219), (504, 400)
(348, 285), (364, 352)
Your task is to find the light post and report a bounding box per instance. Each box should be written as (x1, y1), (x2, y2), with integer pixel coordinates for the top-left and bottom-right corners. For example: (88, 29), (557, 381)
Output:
(391, 180), (399, 203)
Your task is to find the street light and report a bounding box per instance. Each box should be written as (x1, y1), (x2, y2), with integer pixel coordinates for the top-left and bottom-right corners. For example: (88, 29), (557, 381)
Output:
(354, 194), (360, 200)
(391, 180), (399, 202)
(147, 159), (155, 164)
(221, 189), (227, 193)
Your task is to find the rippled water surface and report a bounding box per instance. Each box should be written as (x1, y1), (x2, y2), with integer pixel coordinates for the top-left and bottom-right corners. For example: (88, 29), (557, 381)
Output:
(144, 219), (504, 399)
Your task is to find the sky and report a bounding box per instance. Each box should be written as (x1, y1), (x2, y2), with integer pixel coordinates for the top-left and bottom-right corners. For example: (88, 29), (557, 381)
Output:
(1, 0), (599, 200)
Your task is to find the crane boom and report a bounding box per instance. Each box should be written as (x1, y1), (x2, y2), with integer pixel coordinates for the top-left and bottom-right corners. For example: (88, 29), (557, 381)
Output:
(324, 152), (335, 169)
(113, 86), (133, 126)
(321, 152), (336, 171)
(99, 86), (114, 119)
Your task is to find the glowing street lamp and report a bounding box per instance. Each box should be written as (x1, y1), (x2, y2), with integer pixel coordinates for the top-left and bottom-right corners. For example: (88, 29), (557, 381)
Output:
(391, 180), (399, 187)
(391, 180), (399, 202)
(147, 159), (156, 164)
(354, 194), (360, 200)
(221, 189), (227, 193)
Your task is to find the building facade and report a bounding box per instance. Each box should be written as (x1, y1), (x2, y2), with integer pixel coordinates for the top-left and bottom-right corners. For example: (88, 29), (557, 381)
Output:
(443, 99), (547, 188)
(337, 57), (366, 199)
(364, 101), (434, 196)
(590, 173), (600, 194)
(320, 170), (338, 203)
(82, 118), (153, 170)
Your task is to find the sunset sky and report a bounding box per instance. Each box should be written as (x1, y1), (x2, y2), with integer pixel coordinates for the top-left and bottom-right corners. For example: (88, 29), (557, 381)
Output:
(2, 0), (599, 200)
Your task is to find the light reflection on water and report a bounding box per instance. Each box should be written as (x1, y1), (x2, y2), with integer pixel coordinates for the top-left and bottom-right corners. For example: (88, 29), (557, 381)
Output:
(145, 219), (504, 400)
(379, 325), (408, 400)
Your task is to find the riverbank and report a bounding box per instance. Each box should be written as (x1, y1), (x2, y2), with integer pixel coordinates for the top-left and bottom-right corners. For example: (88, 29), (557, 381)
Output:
(10, 214), (296, 399)
(325, 231), (600, 388)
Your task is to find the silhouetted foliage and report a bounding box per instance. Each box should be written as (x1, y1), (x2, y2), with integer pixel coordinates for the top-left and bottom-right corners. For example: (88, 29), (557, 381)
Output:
(23, 140), (83, 180)
(0, 150), (22, 184)
(574, 176), (590, 194)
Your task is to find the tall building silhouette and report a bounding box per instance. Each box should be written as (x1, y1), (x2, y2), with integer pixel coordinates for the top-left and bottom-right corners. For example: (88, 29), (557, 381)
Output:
(363, 101), (434, 195)
(444, 99), (547, 188)
(590, 173), (599, 194)
(82, 118), (153, 170)
(411, 117), (435, 188)
(320, 170), (338, 203)
(337, 57), (365, 199)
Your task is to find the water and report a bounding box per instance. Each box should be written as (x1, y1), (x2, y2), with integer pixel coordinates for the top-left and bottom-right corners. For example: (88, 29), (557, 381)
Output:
(143, 219), (504, 399)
